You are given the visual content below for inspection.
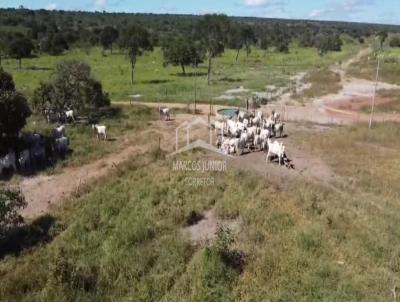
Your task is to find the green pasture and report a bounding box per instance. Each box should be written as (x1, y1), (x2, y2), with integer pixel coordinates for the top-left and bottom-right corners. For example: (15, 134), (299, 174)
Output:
(2, 42), (360, 105)
(1, 122), (400, 300)
(348, 46), (400, 84)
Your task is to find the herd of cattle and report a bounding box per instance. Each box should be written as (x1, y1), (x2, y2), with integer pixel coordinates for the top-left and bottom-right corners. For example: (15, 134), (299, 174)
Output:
(0, 109), (109, 177)
(214, 110), (291, 167)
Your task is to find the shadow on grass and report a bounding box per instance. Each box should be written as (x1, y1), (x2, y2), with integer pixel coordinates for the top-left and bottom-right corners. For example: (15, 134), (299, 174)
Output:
(141, 79), (171, 84)
(0, 214), (59, 259)
(219, 76), (243, 83)
(174, 72), (208, 77)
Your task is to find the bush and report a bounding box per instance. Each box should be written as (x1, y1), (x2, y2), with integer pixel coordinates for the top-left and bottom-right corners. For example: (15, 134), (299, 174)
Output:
(0, 187), (26, 237)
(389, 36), (400, 48)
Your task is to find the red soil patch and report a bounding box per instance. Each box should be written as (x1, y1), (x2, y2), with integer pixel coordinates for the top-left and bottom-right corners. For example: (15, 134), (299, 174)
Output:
(329, 96), (392, 112)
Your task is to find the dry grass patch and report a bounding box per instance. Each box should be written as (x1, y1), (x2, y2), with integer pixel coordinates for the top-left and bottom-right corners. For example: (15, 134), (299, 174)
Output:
(295, 69), (342, 102)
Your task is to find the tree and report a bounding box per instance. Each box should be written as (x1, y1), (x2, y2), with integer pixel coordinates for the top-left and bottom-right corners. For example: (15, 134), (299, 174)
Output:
(195, 14), (230, 85)
(271, 23), (291, 53)
(7, 35), (34, 69)
(241, 24), (256, 57)
(378, 30), (388, 49)
(40, 32), (69, 55)
(119, 25), (153, 85)
(100, 26), (119, 53)
(389, 36), (400, 48)
(227, 24), (243, 62)
(162, 36), (204, 75)
(260, 37), (270, 56)
(314, 33), (342, 56)
(0, 188), (26, 238)
(0, 68), (31, 138)
(299, 30), (314, 48)
(33, 61), (110, 115)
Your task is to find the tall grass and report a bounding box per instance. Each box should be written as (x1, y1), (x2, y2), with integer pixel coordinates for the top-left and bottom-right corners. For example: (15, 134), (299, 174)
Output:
(1, 128), (400, 301)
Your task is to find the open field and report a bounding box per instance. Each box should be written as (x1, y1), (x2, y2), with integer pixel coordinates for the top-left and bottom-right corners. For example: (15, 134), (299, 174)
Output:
(294, 69), (342, 102)
(348, 47), (400, 84)
(2, 43), (360, 104)
(2, 6), (400, 301)
(1, 121), (400, 301)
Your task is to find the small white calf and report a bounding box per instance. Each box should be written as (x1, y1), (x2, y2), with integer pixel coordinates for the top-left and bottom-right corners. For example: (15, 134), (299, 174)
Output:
(273, 112), (281, 123)
(213, 120), (225, 135)
(92, 124), (107, 141)
(54, 125), (66, 138)
(159, 107), (171, 121)
(266, 139), (286, 166)
(0, 149), (17, 174)
(65, 110), (75, 122)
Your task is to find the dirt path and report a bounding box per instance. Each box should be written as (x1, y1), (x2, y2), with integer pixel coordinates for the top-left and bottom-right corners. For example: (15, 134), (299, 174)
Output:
(263, 47), (400, 124)
(19, 115), (189, 219)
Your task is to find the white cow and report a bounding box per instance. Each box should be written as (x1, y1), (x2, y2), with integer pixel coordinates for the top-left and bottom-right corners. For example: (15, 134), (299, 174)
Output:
(0, 149), (17, 174)
(273, 112), (281, 123)
(159, 107), (171, 121)
(266, 139), (286, 166)
(65, 110), (75, 122)
(246, 126), (257, 140)
(252, 116), (261, 127)
(213, 120), (225, 135)
(54, 125), (66, 138)
(92, 124), (107, 141)
(253, 134), (263, 151)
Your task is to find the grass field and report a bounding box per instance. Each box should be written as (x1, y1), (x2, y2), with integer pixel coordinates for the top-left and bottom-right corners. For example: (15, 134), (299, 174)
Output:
(0, 123), (399, 301)
(1, 42), (360, 105)
(23, 105), (157, 171)
(348, 47), (400, 84)
(295, 69), (342, 102)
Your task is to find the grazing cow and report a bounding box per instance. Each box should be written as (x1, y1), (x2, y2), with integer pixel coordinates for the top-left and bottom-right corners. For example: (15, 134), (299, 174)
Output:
(65, 110), (75, 122)
(227, 120), (240, 138)
(0, 149), (17, 175)
(253, 134), (263, 151)
(92, 124), (107, 141)
(246, 126), (257, 140)
(273, 112), (281, 123)
(55, 137), (69, 156)
(238, 111), (246, 122)
(213, 120), (225, 135)
(274, 122), (285, 138)
(252, 116), (261, 127)
(266, 139), (286, 166)
(18, 149), (31, 171)
(239, 131), (250, 151)
(159, 107), (171, 121)
(54, 125), (66, 139)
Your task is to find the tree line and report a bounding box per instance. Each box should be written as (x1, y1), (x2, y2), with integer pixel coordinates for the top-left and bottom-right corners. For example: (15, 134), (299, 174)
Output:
(1, 8), (400, 71)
